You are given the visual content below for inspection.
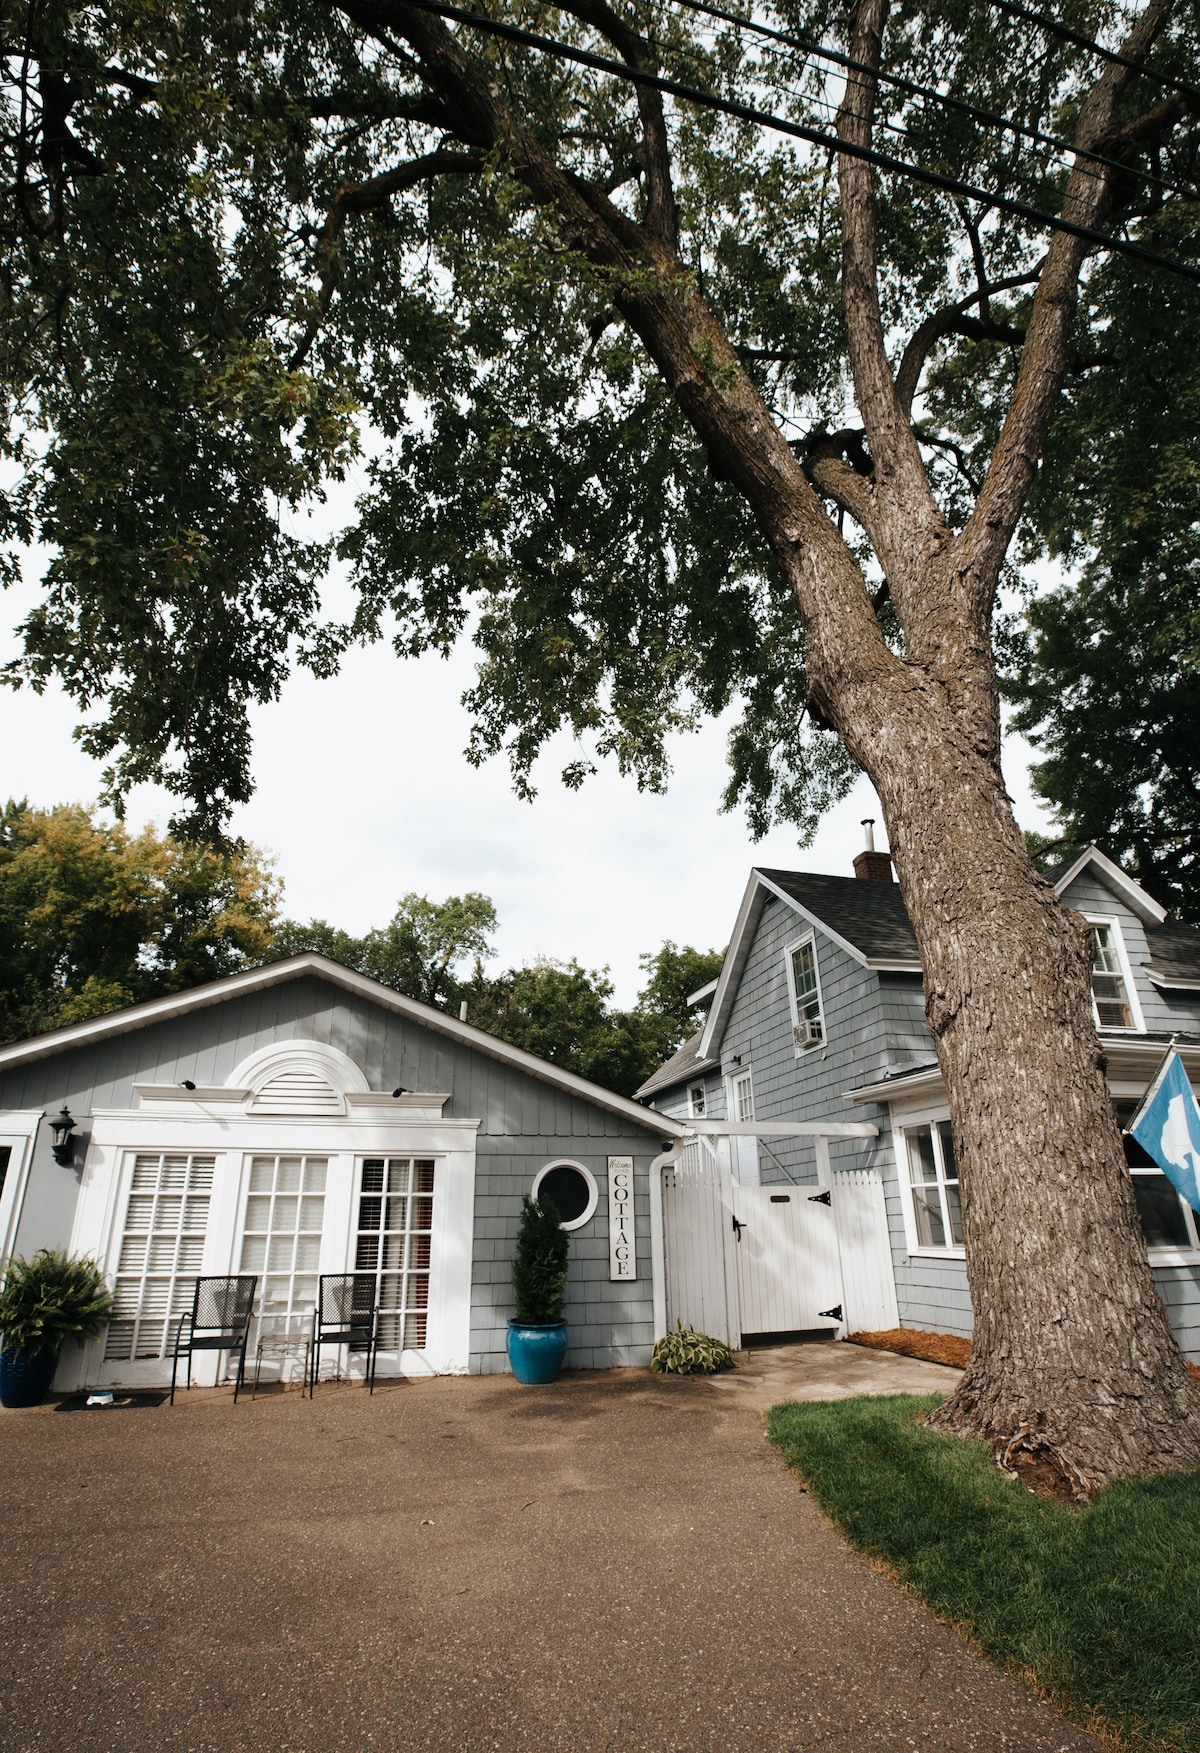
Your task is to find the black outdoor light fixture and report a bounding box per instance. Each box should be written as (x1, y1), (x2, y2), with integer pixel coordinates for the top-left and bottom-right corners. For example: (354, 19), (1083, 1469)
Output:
(48, 1106), (76, 1166)
(180, 1080), (197, 1090)
(391, 1086), (407, 1098)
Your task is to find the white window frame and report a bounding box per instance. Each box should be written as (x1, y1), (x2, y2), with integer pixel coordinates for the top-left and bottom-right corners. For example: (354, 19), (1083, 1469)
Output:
(784, 932), (826, 1055)
(897, 1112), (965, 1260)
(61, 1102), (478, 1391)
(687, 1082), (706, 1118)
(1087, 916), (1146, 1034)
(531, 1159), (599, 1232)
(0, 1111), (43, 1269)
(1111, 1089), (1200, 1266)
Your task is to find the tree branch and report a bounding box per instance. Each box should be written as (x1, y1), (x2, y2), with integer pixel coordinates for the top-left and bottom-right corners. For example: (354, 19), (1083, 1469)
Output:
(959, 0), (1180, 594)
(835, 0), (948, 606)
(551, 0), (678, 247)
(288, 149), (481, 369)
(895, 269), (1043, 416)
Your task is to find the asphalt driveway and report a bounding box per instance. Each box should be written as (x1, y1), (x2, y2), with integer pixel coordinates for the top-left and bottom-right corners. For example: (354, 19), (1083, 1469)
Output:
(0, 1360), (1097, 1753)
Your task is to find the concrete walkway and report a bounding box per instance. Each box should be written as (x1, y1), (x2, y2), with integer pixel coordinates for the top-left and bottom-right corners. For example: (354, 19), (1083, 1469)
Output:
(0, 1354), (1095, 1753)
(712, 1336), (962, 1412)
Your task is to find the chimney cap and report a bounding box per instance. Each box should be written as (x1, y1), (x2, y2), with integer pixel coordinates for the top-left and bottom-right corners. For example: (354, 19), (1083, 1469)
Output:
(861, 818), (876, 853)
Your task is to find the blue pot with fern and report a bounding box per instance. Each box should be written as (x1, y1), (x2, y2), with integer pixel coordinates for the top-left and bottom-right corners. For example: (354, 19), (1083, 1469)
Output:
(506, 1195), (570, 1384)
(0, 1249), (114, 1408)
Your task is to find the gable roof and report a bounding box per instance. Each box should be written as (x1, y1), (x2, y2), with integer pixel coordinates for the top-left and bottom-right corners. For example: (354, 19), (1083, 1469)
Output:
(0, 954), (686, 1140)
(694, 865), (921, 1064)
(635, 1030), (719, 1101)
(756, 869), (921, 965)
(1048, 845), (1169, 925)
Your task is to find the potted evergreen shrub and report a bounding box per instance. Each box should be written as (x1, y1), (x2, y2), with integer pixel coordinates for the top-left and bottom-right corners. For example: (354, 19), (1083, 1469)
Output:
(0, 1249), (114, 1408)
(506, 1194), (570, 1384)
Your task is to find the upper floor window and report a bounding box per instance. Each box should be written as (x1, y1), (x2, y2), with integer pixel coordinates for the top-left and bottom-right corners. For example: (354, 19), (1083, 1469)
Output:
(1113, 1100), (1200, 1257)
(688, 1082), (706, 1118)
(903, 1121), (963, 1253)
(786, 935), (825, 1051)
(1090, 922), (1141, 1030)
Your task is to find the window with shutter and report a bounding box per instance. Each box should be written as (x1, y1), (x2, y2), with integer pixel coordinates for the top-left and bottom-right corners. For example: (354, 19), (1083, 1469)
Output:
(105, 1153), (214, 1360)
(355, 1157), (435, 1351)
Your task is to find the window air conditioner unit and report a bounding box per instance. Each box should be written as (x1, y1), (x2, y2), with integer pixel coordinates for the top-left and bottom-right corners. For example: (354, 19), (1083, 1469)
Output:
(793, 1019), (822, 1048)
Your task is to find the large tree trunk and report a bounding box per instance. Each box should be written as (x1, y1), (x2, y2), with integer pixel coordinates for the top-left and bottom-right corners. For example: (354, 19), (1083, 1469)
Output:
(367, 0), (1200, 1488)
(848, 696), (1200, 1492)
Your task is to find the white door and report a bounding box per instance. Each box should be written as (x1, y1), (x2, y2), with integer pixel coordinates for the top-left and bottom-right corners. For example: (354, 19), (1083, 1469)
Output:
(662, 1141), (740, 1348)
(731, 1183), (843, 1337)
(726, 1070), (760, 1185)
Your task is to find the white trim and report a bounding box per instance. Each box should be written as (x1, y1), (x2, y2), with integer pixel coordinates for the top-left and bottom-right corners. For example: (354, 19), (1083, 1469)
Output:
(1086, 915), (1147, 1034)
(783, 929), (827, 1056)
(0, 954), (685, 1141)
(0, 1111), (42, 1266)
(1148, 973), (1200, 993)
(896, 1115), (964, 1258)
(1053, 845), (1169, 925)
(699, 874), (767, 1058)
(531, 1159), (599, 1231)
(229, 1038), (371, 1104)
(59, 1106), (479, 1390)
(687, 1083), (707, 1119)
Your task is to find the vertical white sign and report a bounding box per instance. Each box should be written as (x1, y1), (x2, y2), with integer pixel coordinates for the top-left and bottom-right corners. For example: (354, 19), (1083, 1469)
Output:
(608, 1155), (636, 1280)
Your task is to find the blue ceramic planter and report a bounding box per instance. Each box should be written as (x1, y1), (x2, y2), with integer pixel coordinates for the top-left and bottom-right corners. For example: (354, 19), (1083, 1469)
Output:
(506, 1319), (568, 1384)
(0, 1345), (60, 1409)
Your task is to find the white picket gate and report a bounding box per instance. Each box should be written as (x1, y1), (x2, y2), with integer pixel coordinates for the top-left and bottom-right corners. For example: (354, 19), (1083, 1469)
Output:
(662, 1146), (897, 1346)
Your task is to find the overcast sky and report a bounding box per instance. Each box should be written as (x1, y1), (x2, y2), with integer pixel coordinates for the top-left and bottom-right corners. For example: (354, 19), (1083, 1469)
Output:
(1, 560), (1053, 1005)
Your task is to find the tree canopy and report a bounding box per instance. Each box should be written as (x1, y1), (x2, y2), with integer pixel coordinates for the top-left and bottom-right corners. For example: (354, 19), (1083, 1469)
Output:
(4, 0), (1195, 845)
(0, 799), (280, 1041)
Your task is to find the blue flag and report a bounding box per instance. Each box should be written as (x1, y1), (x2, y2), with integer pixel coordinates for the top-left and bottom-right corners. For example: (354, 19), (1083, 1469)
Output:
(1127, 1050), (1200, 1217)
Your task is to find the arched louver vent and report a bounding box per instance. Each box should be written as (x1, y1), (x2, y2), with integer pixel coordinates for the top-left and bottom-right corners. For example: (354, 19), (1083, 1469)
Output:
(249, 1068), (343, 1114)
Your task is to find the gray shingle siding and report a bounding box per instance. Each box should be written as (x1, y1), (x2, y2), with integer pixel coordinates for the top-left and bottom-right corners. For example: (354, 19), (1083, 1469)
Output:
(0, 975), (668, 1374)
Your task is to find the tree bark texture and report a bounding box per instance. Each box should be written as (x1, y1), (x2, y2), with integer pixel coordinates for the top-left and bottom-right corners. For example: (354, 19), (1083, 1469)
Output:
(340, 0), (1200, 1484)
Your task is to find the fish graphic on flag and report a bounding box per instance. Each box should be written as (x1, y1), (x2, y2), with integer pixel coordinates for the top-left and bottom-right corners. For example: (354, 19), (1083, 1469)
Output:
(1127, 1050), (1200, 1217)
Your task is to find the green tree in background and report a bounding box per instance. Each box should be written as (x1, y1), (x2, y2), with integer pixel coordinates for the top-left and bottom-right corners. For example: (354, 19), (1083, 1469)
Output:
(276, 890), (498, 1005)
(0, 800), (280, 1042)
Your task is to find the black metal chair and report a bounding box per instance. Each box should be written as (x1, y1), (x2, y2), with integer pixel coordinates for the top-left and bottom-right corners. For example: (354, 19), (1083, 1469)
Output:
(169, 1275), (258, 1405)
(309, 1273), (379, 1396)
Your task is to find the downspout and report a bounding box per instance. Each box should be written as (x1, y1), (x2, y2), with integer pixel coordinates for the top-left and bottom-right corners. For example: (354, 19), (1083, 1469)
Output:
(648, 1137), (688, 1341)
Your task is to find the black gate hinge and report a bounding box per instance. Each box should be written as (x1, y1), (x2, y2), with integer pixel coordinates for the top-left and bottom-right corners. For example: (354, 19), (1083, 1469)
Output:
(818, 1304), (843, 1322)
(808, 1189), (831, 1205)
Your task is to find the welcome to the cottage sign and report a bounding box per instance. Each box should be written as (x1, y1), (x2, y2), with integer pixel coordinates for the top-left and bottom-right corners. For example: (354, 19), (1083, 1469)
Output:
(608, 1155), (636, 1280)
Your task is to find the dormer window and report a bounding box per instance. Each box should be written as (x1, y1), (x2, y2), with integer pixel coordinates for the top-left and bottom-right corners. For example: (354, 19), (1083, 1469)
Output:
(786, 935), (825, 1052)
(1090, 922), (1141, 1031)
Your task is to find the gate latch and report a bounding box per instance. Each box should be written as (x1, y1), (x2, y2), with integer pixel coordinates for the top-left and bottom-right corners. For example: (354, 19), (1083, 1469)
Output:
(808, 1189), (831, 1206)
(731, 1215), (746, 1242)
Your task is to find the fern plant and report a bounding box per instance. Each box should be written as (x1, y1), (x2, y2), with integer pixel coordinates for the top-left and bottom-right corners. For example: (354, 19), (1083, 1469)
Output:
(0, 1250), (114, 1356)
(511, 1195), (570, 1325)
(650, 1322), (736, 1375)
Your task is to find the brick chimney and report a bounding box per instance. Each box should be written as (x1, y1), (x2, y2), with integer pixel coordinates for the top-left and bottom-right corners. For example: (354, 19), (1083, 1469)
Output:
(853, 818), (894, 881)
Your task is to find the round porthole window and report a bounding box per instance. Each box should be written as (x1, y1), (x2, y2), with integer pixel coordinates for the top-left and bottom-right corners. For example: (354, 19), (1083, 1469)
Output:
(531, 1160), (598, 1230)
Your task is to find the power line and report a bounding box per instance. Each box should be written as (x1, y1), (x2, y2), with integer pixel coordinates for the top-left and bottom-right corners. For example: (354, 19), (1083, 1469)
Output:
(667, 0), (1195, 201)
(397, 0), (1200, 284)
(991, 0), (1200, 109)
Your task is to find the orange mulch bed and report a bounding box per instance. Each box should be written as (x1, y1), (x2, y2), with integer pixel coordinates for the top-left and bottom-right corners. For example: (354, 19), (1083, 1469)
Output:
(851, 1328), (1200, 1384)
(848, 1327), (970, 1368)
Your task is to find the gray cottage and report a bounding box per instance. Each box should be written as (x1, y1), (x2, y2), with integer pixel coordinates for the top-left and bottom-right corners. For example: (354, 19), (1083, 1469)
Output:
(638, 841), (1200, 1362)
(0, 956), (686, 1391)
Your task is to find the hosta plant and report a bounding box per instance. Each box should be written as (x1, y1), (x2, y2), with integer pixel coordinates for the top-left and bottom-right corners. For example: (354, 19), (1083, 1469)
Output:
(651, 1323), (736, 1376)
(0, 1249), (114, 1356)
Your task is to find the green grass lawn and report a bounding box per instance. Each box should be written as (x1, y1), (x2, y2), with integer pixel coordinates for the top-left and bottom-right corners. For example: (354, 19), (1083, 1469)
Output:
(767, 1395), (1200, 1753)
